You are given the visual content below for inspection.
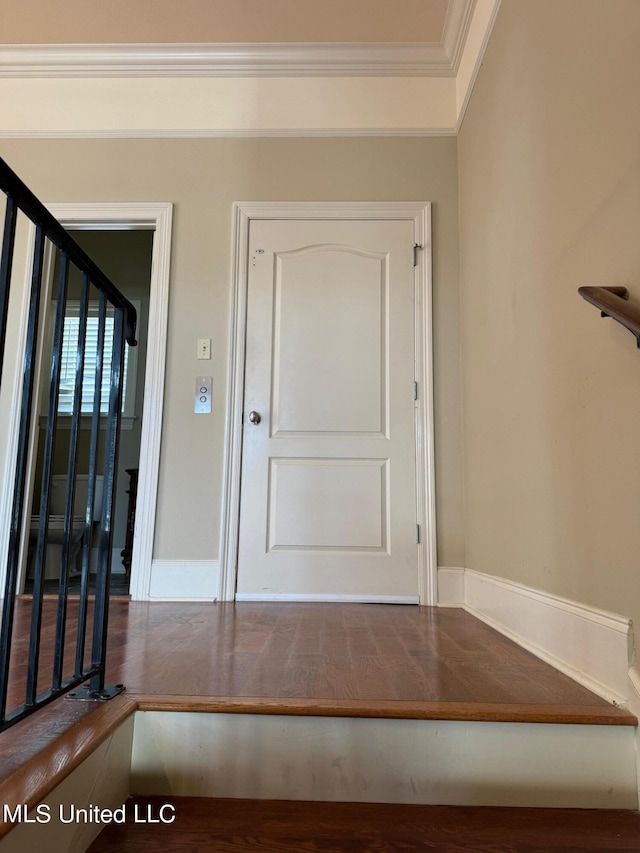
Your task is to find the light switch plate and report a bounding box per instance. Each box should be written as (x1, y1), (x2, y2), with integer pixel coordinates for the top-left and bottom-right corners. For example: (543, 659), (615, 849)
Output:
(197, 338), (211, 360)
(195, 376), (212, 413)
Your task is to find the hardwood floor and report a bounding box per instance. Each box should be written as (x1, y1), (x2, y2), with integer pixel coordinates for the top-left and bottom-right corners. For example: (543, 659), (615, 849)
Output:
(88, 796), (640, 852)
(4, 599), (634, 724)
(104, 600), (629, 716)
(2, 601), (638, 850)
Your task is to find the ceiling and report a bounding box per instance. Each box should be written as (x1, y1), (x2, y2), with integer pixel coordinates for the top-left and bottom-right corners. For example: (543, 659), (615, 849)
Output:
(2, 0), (451, 45)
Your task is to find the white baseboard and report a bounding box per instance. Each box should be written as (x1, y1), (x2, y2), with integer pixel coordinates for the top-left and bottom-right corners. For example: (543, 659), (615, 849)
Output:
(630, 667), (640, 706)
(234, 593), (419, 604)
(435, 566), (465, 606)
(437, 566), (633, 706)
(629, 666), (640, 804)
(148, 560), (220, 601)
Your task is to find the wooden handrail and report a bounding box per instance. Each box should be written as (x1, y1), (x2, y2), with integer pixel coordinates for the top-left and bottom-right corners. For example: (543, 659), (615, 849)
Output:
(578, 286), (640, 348)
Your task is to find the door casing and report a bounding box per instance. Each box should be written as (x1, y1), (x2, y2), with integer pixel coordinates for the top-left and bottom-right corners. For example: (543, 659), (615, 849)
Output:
(221, 201), (437, 605)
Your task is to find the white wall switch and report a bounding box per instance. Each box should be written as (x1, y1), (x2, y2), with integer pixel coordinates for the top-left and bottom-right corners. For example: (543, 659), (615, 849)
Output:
(195, 376), (212, 413)
(197, 338), (211, 360)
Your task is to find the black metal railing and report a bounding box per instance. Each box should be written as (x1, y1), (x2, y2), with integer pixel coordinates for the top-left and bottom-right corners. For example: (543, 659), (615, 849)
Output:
(0, 157), (137, 731)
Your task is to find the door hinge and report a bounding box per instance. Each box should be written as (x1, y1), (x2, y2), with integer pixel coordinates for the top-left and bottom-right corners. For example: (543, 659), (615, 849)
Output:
(413, 243), (423, 266)
(413, 381), (418, 400)
(415, 524), (420, 544)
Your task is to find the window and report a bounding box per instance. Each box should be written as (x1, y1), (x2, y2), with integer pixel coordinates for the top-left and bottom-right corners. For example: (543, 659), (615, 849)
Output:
(45, 301), (139, 425)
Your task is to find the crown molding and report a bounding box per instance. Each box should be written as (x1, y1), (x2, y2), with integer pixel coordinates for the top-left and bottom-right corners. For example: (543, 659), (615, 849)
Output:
(455, 0), (501, 129)
(0, 127), (456, 139)
(0, 2), (478, 80)
(0, 0), (499, 135)
(442, 0), (477, 73)
(0, 41), (461, 78)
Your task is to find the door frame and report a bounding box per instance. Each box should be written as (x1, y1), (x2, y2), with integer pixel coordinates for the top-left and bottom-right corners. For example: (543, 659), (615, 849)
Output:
(0, 202), (172, 601)
(220, 201), (437, 605)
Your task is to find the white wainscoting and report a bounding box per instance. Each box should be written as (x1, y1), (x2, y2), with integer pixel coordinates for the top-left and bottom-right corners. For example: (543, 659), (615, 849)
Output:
(148, 560), (220, 601)
(437, 567), (633, 707)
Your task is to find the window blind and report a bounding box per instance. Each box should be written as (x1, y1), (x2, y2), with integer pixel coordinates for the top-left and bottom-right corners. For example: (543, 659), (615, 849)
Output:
(56, 309), (129, 415)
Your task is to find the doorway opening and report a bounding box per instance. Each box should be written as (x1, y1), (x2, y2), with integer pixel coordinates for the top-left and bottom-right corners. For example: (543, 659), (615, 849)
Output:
(0, 201), (171, 603)
(23, 229), (153, 597)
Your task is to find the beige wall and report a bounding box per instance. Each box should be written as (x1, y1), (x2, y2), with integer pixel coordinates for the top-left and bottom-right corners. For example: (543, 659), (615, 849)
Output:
(458, 1), (640, 626)
(0, 137), (463, 568)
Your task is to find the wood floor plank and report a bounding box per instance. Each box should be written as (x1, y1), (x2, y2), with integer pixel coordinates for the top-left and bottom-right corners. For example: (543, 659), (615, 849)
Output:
(87, 797), (640, 852)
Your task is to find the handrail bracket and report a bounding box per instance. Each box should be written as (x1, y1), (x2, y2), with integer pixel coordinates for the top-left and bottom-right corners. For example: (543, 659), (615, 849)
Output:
(579, 286), (640, 348)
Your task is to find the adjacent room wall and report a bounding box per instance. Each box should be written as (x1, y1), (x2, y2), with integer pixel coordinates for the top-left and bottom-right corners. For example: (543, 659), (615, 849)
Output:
(0, 137), (464, 576)
(458, 0), (640, 629)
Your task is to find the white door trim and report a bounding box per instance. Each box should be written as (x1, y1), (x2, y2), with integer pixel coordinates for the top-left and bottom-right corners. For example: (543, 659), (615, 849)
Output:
(0, 202), (172, 601)
(220, 201), (436, 604)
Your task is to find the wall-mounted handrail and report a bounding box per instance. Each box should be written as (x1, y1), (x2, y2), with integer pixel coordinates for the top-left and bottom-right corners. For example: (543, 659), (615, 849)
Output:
(578, 286), (640, 348)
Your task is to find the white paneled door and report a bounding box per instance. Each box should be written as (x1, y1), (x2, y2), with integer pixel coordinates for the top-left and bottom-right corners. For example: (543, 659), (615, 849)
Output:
(236, 218), (419, 599)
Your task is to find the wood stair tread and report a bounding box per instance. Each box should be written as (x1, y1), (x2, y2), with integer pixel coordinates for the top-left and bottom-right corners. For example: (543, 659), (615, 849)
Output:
(134, 692), (637, 725)
(87, 796), (640, 852)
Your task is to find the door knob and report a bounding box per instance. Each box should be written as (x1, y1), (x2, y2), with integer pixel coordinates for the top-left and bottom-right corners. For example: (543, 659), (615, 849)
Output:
(248, 411), (261, 424)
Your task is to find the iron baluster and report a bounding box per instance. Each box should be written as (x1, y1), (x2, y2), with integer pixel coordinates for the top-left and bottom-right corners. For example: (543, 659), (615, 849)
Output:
(52, 262), (86, 690)
(88, 306), (125, 698)
(75, 288), (107, 677)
